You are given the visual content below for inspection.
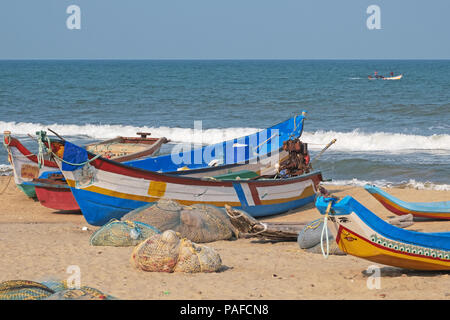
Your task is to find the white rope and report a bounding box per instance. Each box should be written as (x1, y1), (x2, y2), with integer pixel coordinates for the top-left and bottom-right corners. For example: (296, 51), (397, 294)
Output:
(320, 201), (332, 259)
(36, 134), (49, 169)
(36, 131), (102, 167)
(253, 222), (268, 235)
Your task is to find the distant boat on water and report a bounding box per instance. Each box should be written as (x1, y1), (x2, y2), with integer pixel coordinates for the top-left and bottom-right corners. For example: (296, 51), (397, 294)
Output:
(368, 72), (403, 80)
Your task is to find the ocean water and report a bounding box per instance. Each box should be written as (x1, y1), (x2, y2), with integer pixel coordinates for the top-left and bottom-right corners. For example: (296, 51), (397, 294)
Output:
(0, 60), (449, 190)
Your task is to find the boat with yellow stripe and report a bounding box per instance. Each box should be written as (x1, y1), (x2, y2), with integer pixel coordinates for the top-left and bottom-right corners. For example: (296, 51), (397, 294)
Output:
(383, 74), (403, 80)
(365, 184), (450, 220)
(315, 195), (450, 271)
(45, 137), (322, 226)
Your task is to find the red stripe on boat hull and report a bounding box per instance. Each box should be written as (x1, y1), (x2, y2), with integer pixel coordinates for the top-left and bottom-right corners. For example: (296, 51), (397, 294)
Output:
(35, 186), (81, 211)
(6, 137), (58, 168)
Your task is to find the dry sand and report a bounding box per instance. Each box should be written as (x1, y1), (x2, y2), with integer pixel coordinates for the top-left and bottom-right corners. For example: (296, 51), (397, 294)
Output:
(0, 175), (449, 300)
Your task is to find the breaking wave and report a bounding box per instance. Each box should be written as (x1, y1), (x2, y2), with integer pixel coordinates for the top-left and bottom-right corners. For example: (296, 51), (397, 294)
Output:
(0, 164), (12, 176)
(1, 121), (449, 153)
(0, 121), (259, 145)
(302, 130), (450, 152)
(323, 178), (450, 191)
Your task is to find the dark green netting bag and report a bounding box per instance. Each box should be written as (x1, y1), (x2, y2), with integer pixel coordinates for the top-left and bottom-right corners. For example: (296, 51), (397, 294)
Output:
(122, 200), (237, 243)
(89, 219), (160, 247)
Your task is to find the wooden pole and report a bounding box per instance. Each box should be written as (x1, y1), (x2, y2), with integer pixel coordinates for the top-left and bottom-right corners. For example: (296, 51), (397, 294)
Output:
(224, 205), (306, 241)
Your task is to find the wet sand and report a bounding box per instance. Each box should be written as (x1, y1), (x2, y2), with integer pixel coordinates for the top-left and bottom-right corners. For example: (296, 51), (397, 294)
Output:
(0, 175), (449, 300)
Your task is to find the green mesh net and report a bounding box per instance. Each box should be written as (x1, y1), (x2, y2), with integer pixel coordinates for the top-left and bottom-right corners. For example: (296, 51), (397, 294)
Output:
(0, 280), (116, 300)
(89, 219), (160, 247)
(131, 230), (222, 273)
(0, 280), (55, 300)
(44, 285), (117, 300)
(122, 200), (237, 243)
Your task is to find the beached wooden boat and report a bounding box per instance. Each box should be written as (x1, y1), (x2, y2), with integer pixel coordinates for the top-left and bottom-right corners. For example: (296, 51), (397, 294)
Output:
(315, 196), (450, 270)
(3, 133), (61, 198)
(45, 136), (322, 225)
(33, 173), (80, 211)
(365, 184), (450, 220)
(4, 113), (307, 211)
(34, 149), (290, 212)
(2, 132), (168, 200)
(113, 113), (307, 172)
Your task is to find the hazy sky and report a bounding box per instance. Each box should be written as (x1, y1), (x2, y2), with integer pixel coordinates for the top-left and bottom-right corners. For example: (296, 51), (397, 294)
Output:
(0, 0), (449, 59)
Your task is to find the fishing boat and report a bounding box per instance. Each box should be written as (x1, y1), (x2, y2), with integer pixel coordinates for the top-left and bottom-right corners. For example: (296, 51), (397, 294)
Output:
(33, 173), (80, 211)
(383, 74), (402, 80)
(368, 74), (403, 80)
(2, 132), (168, 199)
(34, 147), (291, 212)
(315, 196), (450, 271)
(41, 132), (322, 225)
(115, 113), (307, 172)
(365, 184), (450, 220)
(3, 113), (307, 212)
(3, 133), (59, 198)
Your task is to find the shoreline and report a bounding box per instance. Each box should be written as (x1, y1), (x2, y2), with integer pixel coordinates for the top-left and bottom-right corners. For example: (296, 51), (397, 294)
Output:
(0, 176), (449, 299)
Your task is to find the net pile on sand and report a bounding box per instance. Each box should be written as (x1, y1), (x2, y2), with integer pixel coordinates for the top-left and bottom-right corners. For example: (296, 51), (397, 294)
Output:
(0, 280), (55, 300)
(89, 219), (160, 247)
(297, 219), (346, 255)
(131, 230), (222, 273)
(122, 200), (237, 243)
(45, 286), (117, 300)
(0, 280), (116, 300)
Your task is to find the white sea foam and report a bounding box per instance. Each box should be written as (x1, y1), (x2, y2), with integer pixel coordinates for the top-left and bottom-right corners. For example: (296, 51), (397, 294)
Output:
(1, 121), (449, 153)
(0, 121), (259, 145)
(302, 130), (450, 152)
(323, 178), (450, 191)
(0, 164), (12, 176)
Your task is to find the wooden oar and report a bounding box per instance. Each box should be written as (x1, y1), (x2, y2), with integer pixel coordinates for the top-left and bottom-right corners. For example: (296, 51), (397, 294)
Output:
(309, 138), (336, 167)
(47, 128), (65, 142)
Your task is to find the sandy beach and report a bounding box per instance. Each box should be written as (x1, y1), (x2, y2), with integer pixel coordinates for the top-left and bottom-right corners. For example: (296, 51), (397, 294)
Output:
(0, 175), (449, 300)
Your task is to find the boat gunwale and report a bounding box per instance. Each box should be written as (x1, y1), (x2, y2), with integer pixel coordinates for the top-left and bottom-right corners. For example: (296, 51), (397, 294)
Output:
(66, 144), (322, 188)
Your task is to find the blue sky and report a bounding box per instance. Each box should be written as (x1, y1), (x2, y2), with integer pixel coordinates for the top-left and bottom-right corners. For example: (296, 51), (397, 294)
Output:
(0, 0), (449, 59)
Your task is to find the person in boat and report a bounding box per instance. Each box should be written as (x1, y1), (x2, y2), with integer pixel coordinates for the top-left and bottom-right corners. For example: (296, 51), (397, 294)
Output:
(374, 71), (383, 79)
(390, 71), (394, 77)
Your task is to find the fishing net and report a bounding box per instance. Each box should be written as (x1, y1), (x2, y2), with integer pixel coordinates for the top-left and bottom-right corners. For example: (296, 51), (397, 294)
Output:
(122, 200), (237, 243)
(131, 230), (222, 273)
(0, 280), (55, 300)
(0, 279), (117, 300)
(89, 219), (160, 247)
(297, 219), (345, 255)
(44, 286), (117, 300)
